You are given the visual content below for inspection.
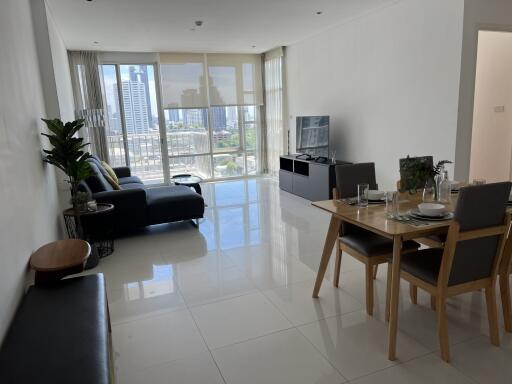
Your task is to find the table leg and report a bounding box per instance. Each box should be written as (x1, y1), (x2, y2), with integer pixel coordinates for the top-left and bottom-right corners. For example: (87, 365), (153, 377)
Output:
(312, 215), (342, 298)
(388, 235), (402, 361)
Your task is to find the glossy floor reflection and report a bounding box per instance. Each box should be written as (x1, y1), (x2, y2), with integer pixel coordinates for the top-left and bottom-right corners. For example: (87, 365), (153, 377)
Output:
(81, 178), (512, 383)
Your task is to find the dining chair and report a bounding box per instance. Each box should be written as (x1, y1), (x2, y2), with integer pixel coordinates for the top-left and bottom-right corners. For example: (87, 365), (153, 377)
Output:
(499, 224), (512, 332)
(333, 163), (420, 316)
(386, 182), (512, 362)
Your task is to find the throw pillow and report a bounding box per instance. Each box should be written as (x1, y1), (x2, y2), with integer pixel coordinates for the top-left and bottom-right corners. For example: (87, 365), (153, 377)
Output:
(102, 161), (120, 184)
(101, 161), (121, 190)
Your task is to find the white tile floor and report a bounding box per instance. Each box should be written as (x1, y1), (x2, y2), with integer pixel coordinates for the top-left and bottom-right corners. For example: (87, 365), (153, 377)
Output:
(81, 178), (512, 383)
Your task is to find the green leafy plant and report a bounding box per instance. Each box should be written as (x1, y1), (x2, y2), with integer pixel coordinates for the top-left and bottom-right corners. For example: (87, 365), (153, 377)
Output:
(399, 156), (452, 193)
(41, 118), (92, 198)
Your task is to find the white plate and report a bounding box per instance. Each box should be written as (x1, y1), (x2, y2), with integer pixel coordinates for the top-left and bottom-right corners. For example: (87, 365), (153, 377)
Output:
(409, 208), (453, 221)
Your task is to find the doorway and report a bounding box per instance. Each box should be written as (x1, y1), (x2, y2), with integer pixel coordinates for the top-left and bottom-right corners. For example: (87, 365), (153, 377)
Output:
(469, 31), (512, 183)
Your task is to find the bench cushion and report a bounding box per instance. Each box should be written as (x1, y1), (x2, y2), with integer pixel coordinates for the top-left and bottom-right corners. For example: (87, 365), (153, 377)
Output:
(0, 274), (110, 384)
(146, 185), (204, 224)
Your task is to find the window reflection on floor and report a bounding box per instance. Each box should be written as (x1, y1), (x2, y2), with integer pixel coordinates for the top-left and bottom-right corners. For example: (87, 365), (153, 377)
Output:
(124, 264), (175, 300)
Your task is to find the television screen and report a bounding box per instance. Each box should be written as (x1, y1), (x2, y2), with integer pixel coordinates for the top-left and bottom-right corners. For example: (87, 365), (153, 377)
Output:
(296, 116), (329, 157)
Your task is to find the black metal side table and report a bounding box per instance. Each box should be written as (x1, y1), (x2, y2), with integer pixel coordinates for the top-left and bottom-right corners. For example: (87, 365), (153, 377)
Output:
(63, 203), (115, 269)
(172, 174), (203, 195)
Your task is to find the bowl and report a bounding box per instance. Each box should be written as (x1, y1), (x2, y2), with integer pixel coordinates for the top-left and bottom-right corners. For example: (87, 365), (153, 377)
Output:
(418, 203), (446, 217)
(366, 190), (385, 200)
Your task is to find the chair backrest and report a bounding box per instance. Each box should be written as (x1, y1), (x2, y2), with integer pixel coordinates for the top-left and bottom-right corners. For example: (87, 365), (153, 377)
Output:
(444, 182), (511, 286)
(335, 163), (378, 199)
(399, 156), (434, 192)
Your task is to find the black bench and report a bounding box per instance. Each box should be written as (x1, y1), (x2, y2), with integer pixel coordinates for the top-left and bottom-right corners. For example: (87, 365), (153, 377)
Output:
(0, 274), (113, 384)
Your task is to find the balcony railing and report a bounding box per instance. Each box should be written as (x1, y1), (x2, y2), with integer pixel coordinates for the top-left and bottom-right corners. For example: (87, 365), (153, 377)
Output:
(106, 131), (257, 183)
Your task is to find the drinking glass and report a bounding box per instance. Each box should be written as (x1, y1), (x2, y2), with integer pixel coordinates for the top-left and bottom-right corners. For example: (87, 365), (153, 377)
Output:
(385, 191), (397, 218)
(473, 179), (486, 185)
(422, 180), (435, 202)
(358, 183), (369, 207)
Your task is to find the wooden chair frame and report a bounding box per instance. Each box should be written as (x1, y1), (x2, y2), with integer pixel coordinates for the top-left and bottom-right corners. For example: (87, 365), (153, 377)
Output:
(499, 224), (512, 332)
(385, 215), (511, 362)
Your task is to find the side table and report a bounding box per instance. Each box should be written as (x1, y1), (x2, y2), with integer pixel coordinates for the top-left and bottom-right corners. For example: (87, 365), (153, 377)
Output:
(63, 203), (115, 269)
(30, 239), (91, 284)
(172, 174), (203, 195)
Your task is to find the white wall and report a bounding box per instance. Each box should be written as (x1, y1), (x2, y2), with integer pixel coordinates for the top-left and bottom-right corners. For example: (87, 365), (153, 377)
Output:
(455, 0), (512, 181)
(43, 1), (77, 208)
(0, 0), (61, 340)
(469, 31), (512, 183)
(46, 3), (75, 122)
(286, 0), (464, 189)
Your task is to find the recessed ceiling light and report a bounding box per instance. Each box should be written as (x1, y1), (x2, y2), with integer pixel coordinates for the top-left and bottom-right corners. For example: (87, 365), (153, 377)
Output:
(316, 11), (323, 15)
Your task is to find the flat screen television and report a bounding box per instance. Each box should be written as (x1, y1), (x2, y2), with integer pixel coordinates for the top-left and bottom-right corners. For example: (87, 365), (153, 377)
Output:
(296, 116), (330, 158)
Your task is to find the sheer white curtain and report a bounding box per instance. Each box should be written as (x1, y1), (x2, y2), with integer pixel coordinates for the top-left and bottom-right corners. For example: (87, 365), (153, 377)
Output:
(264, 47), (285, 177)
(69, 51), (110, 161)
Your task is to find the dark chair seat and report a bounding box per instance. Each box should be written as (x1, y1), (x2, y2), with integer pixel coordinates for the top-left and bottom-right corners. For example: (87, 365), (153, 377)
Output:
(0, 274), (111, 384)
(389, 248), (444, 285)
(146, 185), (204, 224)
(118, 175), (143, 185)
(340, 231), (420, 257)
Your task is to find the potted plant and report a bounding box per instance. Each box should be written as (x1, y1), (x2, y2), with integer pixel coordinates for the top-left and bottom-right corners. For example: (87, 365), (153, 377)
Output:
(399, 156), (452, 194)
(40, 118), (92, 207)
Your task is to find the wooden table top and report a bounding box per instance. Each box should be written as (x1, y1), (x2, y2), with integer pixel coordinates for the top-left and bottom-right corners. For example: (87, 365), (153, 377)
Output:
(312, 194), (458, 240)
(30, 239), (91, 272)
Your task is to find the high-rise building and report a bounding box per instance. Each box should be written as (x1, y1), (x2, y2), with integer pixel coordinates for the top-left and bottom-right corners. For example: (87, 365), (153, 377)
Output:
(183, 109), (206, 128)
(129, 66), (154, 128)
(120, 80), (150, 134)
(211, 107), (227, 131)
(167, 109), (181, 126)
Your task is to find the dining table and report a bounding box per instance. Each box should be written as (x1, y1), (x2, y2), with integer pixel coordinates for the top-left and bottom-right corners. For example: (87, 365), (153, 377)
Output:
(311, 193), (462, 361)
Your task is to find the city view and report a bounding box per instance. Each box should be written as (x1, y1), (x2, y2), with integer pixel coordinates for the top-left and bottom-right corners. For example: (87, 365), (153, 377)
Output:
(102, 64), (258, 183)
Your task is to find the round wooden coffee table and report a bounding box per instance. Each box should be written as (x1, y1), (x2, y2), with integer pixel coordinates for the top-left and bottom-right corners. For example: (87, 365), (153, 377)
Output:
(30, 239), (91, 284)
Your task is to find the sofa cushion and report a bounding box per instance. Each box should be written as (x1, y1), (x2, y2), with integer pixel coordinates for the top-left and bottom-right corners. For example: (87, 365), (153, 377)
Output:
(118, 176), (144, 185)
(0, 274), (111, 384)
(86, 162), (114, 193)
(121, 182), (146, 191)
(101, 161), (119, 184)
(146, 185), (204, 224)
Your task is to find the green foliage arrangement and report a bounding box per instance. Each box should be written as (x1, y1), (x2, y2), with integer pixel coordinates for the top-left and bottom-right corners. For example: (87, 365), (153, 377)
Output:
(41, 118), (92, 197)
(399, 156), (452, 193)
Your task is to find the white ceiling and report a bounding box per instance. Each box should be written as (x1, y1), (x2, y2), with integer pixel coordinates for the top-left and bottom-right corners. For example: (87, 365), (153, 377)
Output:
(46, 0), (396, 53)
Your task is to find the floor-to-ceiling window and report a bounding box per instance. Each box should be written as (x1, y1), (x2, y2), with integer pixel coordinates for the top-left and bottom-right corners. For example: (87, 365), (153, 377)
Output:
(99, 53), (263, 183)
(101, 63), (164, 184)
(160, 53), (263, 180)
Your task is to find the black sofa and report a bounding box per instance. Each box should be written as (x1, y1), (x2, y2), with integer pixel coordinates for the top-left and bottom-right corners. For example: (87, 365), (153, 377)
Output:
(0, 274), (113, 384)
(79, 156), (205, 234)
